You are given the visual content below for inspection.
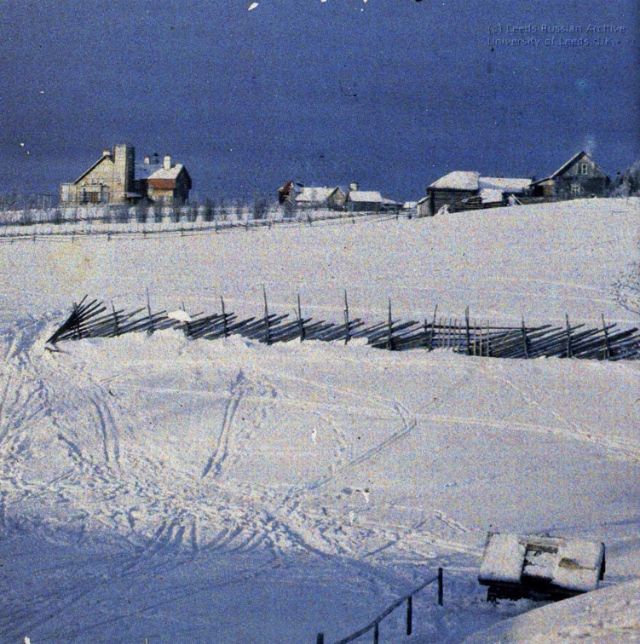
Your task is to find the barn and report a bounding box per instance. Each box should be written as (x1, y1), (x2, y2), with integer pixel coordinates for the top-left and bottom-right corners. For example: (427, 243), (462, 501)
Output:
(530, 151), (610, 199)
(423, 172), (532, 215)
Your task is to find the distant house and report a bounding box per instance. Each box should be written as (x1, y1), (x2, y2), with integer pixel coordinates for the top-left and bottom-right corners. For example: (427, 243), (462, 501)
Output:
(345, 190), (384, 212)
(60, 145), (191, 205)
(423, 171), (531, 215)
(295, 186), (346, 210)
(278, 182), (346, 211)
(144, 155), (192, 205)
(530, 151), (610, 199)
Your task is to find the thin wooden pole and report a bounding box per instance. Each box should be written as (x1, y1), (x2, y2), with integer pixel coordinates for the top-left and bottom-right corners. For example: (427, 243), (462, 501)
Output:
(565, 313), (572, 358)
(406, 595), (413, 635)
(263, 285), (271, 345)
(438, 567), (444, 606)
(344, 290), (351, 345)
(373, 621), (379, 644)
(387, 298), (393, 350)
(146, 287), (155, 334)
(221, 296), (229, 337)
(429, 304), (438, 350)
(111, 302), (119, 337)
(521, 317), (529, 359)
(316, 634), (325, 644)
(601, 313), (611, 360)
(465, 307), (472, 355)
(297, 292), (305, 341)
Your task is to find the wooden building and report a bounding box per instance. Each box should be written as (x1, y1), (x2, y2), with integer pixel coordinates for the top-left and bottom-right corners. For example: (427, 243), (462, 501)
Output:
(424, 171), (531, 215)
(479, 532), (606, 602)
(294, 186), (346, 210)
(345, 190), (383, 212)
(144, 155), (192, 205)
(530, 151), (610, 199)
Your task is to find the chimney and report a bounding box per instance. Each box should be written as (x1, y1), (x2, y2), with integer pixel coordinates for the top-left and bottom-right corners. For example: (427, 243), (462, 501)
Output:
(349, 182), (359, 192)
(163, 155), (172, 170)
(143, 155), (150, 165)
(103, 148), (112, 157)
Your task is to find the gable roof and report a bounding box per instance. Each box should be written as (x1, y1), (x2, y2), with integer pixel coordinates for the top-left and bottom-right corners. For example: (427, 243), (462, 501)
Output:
(295, 186), (339, 203)
(429, 171), (480, 191)
(347, 190), (383, 203)
(148, 164), (192, 189)
(532, 151), (607, 185)
(73, 154), (113, 185)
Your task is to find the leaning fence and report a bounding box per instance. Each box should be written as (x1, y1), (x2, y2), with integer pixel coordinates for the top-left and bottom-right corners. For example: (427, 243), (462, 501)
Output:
(317, 568), (444, 644)
(46, 294), (640, 362)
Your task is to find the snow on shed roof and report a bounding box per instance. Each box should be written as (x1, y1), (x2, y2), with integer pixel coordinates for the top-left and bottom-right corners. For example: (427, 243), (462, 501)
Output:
(348, 190), (383, 203)
(479, 533), (525, 583)
(429, 171), (480, 191)
(553, 539), (605, 592)
(295, 187), (338, 203)
(479, 176), (531, 193)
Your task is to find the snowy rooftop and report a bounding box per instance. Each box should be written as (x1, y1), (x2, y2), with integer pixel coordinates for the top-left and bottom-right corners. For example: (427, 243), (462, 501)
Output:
(429, 171), (480, 191)
(479, 176), (531, 192)
(295, 187), (338, 203)
(348, 190), (383, 203)
(148, 163), (185, 181)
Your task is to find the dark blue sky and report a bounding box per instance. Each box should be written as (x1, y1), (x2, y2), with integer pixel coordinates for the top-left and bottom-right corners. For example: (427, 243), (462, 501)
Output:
(1, 0), (638, 201)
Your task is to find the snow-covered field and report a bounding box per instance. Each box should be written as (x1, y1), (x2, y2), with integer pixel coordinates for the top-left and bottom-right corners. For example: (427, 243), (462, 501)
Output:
(1, 198), (639, 642)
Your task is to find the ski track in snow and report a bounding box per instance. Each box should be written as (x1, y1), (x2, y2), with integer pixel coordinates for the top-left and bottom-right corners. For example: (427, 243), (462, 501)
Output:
(1, 200), (639, 641)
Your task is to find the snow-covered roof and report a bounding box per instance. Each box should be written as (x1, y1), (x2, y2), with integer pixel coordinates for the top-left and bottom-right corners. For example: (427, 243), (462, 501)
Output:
(148, 164), (186, 181)
(403, 201), (418, 209)
(381, 197), (402, 206)
(429, 171), (480, 191)
(416, 196), (429, 205)
(553, 539), (605, 592)
(479, 177), (531, 193)
(479, 533), (525, 583)
(479, 532), (605, 592)
(348, 190), (383, 203)
(136, 163), (162, 180)
(295, 187), (338, 203)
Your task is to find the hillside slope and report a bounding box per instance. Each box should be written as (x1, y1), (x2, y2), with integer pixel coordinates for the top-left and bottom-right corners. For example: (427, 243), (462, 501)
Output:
(0, 198), (639, 642)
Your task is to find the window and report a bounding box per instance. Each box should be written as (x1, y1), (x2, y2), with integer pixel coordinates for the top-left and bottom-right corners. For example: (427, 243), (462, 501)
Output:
(579, 162), (589, 175)
(571, 183), (581, 196)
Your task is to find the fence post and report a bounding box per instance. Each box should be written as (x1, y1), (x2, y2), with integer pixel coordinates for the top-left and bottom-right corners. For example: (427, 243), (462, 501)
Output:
(146, 287), (155, 334)
(263, 285), (271, 345)
(438, 567), (444, 606)
(221, 296), (229, 337)
(344, 290), (351, 345)
(406, 595), (413, 635)
(565, 313), (572, 358)
(601, 313), (611, 360)
(428, 304), (438, 350)
(111, 302), (119, 337)
(373, 621), (379, 644)
(521, 317), (529, 359)
(316, 634), (324, 644)
(297, 292), (305, 341)
(465, 307), (472, 355)
(386, 298), (394, 350)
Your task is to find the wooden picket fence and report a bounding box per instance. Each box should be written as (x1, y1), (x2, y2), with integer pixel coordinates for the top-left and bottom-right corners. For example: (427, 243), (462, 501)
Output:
(317, 568), (443, 644)
(46, 294), (640, 362)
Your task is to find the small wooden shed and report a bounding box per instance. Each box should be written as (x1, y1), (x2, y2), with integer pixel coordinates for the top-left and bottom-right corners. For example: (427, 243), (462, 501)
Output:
(479, 532), (605, 602)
